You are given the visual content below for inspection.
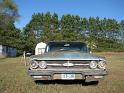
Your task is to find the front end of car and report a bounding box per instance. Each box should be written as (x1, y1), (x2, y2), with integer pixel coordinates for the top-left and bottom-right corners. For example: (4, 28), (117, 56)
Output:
(28, 58), (107, 82)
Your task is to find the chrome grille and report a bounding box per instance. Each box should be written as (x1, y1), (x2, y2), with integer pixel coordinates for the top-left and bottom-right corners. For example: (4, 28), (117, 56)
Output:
(46, 60), (90, 69)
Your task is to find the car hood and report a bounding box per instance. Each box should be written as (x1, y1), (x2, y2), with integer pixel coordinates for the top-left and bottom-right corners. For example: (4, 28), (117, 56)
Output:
(30, 51), (105, 61)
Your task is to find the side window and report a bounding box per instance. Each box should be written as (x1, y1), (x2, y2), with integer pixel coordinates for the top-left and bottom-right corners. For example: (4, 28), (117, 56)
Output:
(81, 45), (88, 52)
(45, 46), (50, 52)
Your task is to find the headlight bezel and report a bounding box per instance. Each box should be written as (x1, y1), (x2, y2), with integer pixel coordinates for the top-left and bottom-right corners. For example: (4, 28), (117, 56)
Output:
(39, 61), (47, 69)
(98, 60), (106, 69)
(30, 60), (39, 69)
(89, 61), (97, 69)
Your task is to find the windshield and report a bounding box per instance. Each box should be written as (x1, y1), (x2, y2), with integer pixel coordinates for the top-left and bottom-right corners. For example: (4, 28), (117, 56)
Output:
(45, 42), (88, 53)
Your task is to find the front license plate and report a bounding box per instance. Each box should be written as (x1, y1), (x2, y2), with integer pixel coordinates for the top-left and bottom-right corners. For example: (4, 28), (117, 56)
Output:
(61, 74), (75, 80)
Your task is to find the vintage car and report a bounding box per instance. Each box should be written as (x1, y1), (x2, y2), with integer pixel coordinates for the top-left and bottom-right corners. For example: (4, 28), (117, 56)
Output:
(28, 41), (107, 83)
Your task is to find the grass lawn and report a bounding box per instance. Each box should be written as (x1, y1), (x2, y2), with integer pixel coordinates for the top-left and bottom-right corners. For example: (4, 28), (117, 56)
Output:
(0, 52), (124, 93)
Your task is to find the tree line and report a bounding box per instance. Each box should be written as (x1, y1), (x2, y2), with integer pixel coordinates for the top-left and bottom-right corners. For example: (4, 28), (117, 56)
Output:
(23, 12), (124, 52)
(0, 0), (124, 55)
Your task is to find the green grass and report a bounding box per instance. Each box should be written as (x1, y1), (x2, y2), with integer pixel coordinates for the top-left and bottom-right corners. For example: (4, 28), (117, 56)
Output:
(0, 52), (124, 93)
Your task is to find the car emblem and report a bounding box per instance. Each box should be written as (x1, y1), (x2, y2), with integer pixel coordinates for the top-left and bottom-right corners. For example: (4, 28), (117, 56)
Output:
(63, 62), (74, 66)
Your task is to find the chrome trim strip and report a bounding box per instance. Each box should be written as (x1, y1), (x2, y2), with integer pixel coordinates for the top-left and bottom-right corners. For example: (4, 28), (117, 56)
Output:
(47, 63), (89, 66)
(47, 64), (62, 66)
(75, 64), (89, 66)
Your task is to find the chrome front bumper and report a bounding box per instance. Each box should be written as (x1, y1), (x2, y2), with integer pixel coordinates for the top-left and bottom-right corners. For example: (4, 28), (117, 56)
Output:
(28, 69), (107, 81)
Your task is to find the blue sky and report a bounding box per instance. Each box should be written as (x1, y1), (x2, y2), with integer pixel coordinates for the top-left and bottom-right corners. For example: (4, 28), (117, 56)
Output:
(14, 0), (124, 30)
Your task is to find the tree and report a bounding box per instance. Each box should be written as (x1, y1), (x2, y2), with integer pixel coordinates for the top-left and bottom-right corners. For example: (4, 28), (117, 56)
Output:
(40, 12), (51, 42)
(119, 20), (124, 43)
(50, 12), (60, 40)
(0, 0), (20, 49)
(60, 14), (83, 41)
(0, 0), (19, 19)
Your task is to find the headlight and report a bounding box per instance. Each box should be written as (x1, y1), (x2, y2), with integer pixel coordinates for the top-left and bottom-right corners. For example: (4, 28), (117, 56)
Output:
(98, 61), (106, 69)
(89, 61), (97, 69)
(30, 61), (38, 69)
(39, 61), (47, 69)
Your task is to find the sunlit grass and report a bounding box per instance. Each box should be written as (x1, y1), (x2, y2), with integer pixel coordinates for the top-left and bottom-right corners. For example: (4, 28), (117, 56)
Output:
(0, 52), (124, 93)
